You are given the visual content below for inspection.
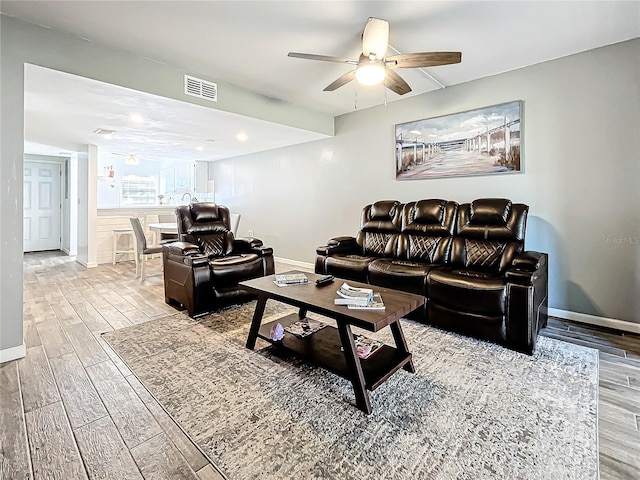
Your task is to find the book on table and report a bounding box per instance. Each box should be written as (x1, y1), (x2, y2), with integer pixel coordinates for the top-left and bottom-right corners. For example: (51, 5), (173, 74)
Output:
(284, 319), (327, 338)
(274, 273), (309, 286)
(334, 282), (373, 306)
(347, 293), (385, 310)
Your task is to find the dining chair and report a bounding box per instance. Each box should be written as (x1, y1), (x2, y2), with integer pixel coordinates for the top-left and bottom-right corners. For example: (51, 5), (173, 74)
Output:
(129, 217), (164, 282)
(157, 213), (179, 241)
(230, 213), (241, 237)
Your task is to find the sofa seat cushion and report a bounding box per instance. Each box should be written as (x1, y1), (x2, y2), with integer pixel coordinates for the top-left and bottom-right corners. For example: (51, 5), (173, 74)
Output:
(368, 259), (438, 296)
(428, 269), (506, 316)
(209, 254), (262, 287)
(325, 254), (377, 283)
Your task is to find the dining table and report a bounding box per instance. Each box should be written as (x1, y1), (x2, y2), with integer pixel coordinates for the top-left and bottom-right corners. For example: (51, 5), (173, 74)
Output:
(147, 222), (178, 244)
(147, 222), (178, 235)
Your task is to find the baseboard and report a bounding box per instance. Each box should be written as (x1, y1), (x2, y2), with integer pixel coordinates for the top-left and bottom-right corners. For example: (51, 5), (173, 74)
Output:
(0, 342), (26, 363)
(275, 257), (314, 271)
(549, 308), (640, 334)
(75, 258), (98, 268)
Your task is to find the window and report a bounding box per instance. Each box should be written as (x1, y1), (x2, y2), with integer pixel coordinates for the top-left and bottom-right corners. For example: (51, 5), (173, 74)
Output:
(97, 154), (207, 208)
(121, 175), (157, 205)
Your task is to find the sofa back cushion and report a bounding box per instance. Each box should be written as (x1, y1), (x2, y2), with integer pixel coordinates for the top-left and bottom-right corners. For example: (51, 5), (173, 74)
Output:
(398, 200), (457, 263)
(452, 198), (528, 272)
(356, 200), (402, 257)
(457, 198), (527, 241)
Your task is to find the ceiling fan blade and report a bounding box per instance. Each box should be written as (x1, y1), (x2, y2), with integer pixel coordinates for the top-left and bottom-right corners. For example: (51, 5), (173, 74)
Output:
(288, 52), (358, 65)
(323, 70), (357, 92)
(385, 70), (412, 95)
(362, 17), (389, 58)
(386, 52), (462, 69)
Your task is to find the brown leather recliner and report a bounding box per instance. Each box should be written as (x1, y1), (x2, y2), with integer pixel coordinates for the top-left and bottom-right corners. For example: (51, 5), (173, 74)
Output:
(314, 200), (403, 283)
(427, 198), (548, 354)
(162, 202), (274, 317)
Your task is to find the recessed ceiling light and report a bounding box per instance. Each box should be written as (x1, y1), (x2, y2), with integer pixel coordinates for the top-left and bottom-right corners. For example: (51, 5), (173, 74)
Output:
(130, 113), (145, 124)
(196, 146), (204, 152)
(236, 132), (248, 142)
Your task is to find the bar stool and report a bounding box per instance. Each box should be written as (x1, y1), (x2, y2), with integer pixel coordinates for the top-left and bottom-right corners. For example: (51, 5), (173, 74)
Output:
(112, 228), (135, 265)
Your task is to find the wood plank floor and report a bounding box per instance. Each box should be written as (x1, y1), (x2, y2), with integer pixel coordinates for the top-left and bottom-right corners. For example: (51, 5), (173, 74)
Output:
(1, 251), (639, 479)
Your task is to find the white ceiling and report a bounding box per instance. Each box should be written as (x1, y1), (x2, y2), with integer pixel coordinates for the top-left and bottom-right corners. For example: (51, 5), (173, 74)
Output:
(4, 1), (639, 162)
(23, 64), (328, 163)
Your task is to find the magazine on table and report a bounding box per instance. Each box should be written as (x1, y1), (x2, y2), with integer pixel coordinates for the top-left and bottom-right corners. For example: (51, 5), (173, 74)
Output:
(334, 282), (373, 306)
(274, 273), (309, 285)
(347, 293), (385, 310)
(340, 335), (384, 359)
(284, 319), (327, 338)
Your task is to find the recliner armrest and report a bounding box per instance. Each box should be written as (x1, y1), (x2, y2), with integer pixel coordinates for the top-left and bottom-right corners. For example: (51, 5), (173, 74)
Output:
(252, 245), (273, 257)
(163, 241), (202, 256)
(235, 236), (263, 248)
(505, 252), (548, 286)
(505, 251), (549, 354)
(316, 236), (358, 256)
(162, 242), (208, 267)
(511, 251), (547, 271)
(233, 237), (269, 255)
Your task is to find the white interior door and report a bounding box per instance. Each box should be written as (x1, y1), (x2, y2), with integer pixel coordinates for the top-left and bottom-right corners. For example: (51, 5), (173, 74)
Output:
(24, 162), (61, 252)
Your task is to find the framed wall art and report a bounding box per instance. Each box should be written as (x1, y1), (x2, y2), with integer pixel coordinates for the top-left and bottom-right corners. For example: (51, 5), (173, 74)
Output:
(395, 100), (522, 180)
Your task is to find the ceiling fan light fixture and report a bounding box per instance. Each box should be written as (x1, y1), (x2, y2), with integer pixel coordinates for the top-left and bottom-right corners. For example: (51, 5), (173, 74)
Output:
(355, 62), (386, 86)
(125, 154), (139, 165)
(288, 16), (461, 96)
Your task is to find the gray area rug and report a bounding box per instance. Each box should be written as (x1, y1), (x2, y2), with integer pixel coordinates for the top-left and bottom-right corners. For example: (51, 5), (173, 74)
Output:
(103, 301), (599, 480)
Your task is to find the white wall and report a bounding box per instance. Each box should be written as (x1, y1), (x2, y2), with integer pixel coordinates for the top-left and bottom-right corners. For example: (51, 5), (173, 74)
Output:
(212, 39), (640, 326)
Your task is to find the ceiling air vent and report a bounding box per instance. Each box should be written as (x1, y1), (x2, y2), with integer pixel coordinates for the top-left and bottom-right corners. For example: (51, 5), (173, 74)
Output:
(184, 75), (217, 102)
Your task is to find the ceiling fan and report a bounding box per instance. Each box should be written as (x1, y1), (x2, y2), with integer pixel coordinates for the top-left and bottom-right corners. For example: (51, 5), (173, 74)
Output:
(288, 17), (461, 95)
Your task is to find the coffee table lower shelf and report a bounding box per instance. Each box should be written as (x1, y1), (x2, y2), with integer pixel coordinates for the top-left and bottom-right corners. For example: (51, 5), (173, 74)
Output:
(257, 313), (412, 391)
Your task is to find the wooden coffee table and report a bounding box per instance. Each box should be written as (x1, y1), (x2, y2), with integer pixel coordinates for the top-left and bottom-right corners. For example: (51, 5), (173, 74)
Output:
(240, 271), (425, 414)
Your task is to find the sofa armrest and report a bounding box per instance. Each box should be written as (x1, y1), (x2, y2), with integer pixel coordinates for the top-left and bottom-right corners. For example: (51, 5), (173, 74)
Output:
(511, 251), (547, 271)
(316, 236), (358, 256)
(505, 252), (548, 286)
(505, 251), (549, 354)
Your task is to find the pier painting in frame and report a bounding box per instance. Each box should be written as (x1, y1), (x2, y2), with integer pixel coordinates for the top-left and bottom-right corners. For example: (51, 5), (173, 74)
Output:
(395, 101), (522, 180)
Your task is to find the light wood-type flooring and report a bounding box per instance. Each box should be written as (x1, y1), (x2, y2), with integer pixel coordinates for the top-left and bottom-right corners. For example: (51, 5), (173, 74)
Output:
(1, 251), (639, 479)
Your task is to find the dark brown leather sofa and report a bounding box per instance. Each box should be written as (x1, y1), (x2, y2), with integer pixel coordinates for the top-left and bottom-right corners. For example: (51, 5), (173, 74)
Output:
(315, 198), (548, 354)
(162, 202), (274, 317)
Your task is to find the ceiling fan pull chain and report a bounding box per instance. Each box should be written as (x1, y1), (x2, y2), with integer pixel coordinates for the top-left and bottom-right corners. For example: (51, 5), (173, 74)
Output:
(354, 83), (358, 110)
(384, 77), (388, 106)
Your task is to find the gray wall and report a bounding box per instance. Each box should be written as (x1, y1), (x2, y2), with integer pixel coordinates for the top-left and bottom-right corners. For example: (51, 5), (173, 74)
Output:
(212, 38), (640, 325)
(0, 14), (333, 356)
